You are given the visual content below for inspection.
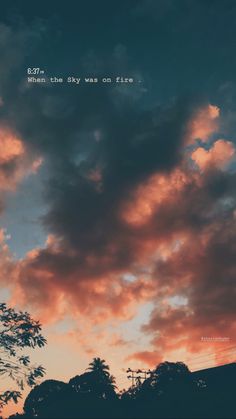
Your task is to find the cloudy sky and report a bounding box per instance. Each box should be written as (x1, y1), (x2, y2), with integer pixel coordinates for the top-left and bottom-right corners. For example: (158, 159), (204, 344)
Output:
(0, 0), (236, 415)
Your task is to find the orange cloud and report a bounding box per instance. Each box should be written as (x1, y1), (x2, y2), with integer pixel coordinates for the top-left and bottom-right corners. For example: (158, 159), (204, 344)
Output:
(0, 128), (24, 162)
(121, 168), (190, 226)
(186, 104), (219, 143)
(0, 125), (43, 192)
(191, 139), (235, 170)
(126, 350), (162, 367)
(6, 233), (156, 325)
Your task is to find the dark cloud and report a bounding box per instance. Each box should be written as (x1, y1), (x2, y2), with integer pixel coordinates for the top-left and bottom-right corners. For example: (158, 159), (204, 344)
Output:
(0, 19), (201, 256)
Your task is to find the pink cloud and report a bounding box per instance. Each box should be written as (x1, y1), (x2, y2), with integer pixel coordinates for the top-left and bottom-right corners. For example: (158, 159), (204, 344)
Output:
(192, 139), (235, 170)
(186, 104), (219, 143)
(0, 125), (43, 192)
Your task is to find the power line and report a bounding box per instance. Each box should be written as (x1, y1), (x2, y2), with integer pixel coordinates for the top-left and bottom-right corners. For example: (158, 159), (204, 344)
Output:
(189, 352), (236, 366)
(188, 355), (236, 371)
(190, 359), (236, 372)
(186, 350), (236, 368)
(126, 368), (152, 387)
(183, 345), (236, 364)
(124, 346), (236, 387)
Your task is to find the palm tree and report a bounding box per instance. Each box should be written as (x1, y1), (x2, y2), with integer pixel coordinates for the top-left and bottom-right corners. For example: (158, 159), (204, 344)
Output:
(86, 358), (117, 399)
(87, 358), (110, 376)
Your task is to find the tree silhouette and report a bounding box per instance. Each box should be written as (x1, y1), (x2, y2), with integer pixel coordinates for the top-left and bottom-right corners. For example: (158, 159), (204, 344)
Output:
(87, 358), (110, 375)
(24, 379), (68, 417)
(0, 303), (46, 411)
(10, 359), (236, 419)
(152, 361), (191, 388)
(70, 358), (117, 401)
(137, 361), (193, 400)
(69, 371), (98, 394)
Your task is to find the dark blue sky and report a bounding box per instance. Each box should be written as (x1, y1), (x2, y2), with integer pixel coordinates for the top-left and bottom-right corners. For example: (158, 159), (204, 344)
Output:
(2, 0), (236, 101)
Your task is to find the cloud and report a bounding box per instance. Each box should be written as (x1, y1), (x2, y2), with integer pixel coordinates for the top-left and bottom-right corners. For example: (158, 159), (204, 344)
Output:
(10, 240), (156, 324)
(0, 17), (235, 371)
(191, 139), (235, 170)
(0, 93), (199, 325)
(0, 124), (43, 217)
(121, 168), (190, 227)
(126, 350), (162, 367)
(0, 125), (42, 192)
(186, 104), (220, 144)
(127, 204), (236, 367)
(7, 121), (236, 361)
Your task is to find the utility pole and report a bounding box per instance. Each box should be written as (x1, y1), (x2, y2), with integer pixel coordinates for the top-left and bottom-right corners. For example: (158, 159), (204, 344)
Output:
(126, 368), (152, 387)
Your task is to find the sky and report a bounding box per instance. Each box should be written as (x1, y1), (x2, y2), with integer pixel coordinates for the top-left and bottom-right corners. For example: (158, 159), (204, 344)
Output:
(0, 0), (236, 416)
